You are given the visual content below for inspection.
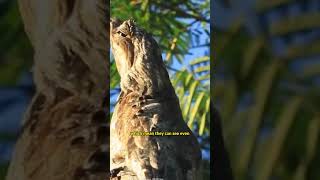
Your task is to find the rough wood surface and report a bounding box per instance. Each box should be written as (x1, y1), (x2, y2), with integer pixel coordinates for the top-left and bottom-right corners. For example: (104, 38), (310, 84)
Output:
(6, 1), (109, 180)
(110, 19), (202, 180)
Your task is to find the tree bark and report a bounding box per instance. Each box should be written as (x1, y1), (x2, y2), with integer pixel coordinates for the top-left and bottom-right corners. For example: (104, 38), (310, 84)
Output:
(6, 0), (109, 180)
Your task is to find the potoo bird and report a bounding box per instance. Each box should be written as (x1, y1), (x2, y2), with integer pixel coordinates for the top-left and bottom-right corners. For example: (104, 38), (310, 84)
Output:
(110, 19), (202, 180)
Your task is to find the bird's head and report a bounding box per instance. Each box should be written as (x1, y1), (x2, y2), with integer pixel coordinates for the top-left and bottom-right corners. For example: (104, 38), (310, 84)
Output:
(110, 18), (136, 79)
(110, 18), (172, 97)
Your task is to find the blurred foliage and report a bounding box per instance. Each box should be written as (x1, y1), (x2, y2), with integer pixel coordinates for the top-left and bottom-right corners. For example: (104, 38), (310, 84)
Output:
(215, 0), (320, 180)
(0, 0), (33, 85)
(0, 133), (16, 142)
(0, 164), (8, 180)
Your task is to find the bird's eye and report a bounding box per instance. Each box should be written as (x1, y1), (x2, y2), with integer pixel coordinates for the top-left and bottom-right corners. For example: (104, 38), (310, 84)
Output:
(117, 31), (127, 37)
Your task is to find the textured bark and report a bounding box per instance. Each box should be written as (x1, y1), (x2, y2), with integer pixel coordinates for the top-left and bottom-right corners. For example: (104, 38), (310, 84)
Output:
(110, 19), (202, 180)
(6, 0), (109, 180)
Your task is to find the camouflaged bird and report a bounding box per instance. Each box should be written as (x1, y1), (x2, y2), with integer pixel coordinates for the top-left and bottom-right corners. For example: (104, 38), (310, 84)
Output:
(110, 19), (202, 180)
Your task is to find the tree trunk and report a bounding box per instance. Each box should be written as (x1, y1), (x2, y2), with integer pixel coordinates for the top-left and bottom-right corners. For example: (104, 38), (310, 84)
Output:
(6, 0), (109, 180)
